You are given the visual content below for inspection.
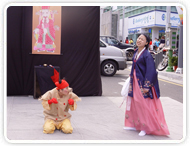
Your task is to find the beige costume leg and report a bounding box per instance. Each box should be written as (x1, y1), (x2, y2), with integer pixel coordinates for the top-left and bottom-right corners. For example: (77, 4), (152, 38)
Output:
(60, 119), (73, 134)
(43, 119), (56, 134)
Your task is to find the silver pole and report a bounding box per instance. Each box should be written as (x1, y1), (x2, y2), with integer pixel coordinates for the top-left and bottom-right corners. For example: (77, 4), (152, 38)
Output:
(176, 25), (183, 74)
(165, 6), (174, 72)
(166, 6), (171, 31)
(122, 6), (125, 42)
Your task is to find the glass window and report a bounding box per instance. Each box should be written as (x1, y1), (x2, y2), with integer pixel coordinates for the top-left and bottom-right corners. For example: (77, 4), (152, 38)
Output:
(100, 36), (107, 43)
(107, 37), (120, 45)
(150, 6), (155, 10)
(127, 6), (131, 11)
(100, 41), (106, 47)
(144, 6), (149, 11)
(117, 6), (122, 9)
(126, 12), (129, 17)
(131, 11), (134, 15)
(129, 12), (131, 17)
(134, 10), (137, 15)
(160, 6), (166, 10)
(156, 6), (161, 10)
(171, 6), (177, 12)
(143, 7), (146, 12)
(147, 6), (151, 11)
(137, 9), (140, 14)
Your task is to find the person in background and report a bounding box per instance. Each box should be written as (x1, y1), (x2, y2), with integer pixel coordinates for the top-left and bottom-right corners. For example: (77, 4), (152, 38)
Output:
(125, 37), (129, 44)
(149, 39), (152, 50)
(157, 36), (165, 51)
(160, 36), (165, 44)
(155, 38), (160, 51)
(124, 33), (170, 136)
(153, 38), (157, 51)
(129, 38), (134, 45)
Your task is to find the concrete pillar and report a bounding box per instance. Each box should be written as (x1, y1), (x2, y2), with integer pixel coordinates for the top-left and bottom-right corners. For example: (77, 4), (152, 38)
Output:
(152, 27), (159, 42)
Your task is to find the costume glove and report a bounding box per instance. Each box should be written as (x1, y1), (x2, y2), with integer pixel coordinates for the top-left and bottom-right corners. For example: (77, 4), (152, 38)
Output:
(68, 99), (74, 105)
(48, 98), (58, 104)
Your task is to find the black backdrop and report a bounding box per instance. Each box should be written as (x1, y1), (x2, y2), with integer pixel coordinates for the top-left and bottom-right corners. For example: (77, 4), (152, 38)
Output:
(7, 6), (102, 96)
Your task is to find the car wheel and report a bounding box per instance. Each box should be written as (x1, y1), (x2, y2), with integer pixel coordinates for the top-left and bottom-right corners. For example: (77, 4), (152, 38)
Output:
(101, 61), (117, 76)
(126, 51), (134, 61)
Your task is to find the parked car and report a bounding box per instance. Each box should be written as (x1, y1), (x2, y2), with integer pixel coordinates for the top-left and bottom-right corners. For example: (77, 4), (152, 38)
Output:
(100, 40), (127, 76)
(100, 36), (135, 60)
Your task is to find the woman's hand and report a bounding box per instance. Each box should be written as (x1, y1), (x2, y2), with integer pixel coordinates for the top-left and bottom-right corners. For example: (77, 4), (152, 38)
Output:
(142, 88), (149, 93)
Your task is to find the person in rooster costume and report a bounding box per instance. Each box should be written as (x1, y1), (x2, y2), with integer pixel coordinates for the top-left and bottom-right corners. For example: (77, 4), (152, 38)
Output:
(39, 77), (81, 134)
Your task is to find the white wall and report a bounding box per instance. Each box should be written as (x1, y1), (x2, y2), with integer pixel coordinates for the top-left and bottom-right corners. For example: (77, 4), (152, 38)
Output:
(100, 8), (103, 35)
(100, 11), (112, 36)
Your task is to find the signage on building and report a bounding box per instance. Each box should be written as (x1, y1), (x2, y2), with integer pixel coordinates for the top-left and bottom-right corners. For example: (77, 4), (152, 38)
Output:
(155, 11), (180, 27)
(128, 11), (180, 29)
(159, 29), (165, 33)
(128, 29), (141, 34)
(128, 11), (155, 29)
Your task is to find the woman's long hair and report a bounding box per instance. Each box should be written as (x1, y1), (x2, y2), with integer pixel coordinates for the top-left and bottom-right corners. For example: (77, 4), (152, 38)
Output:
(141, 33), (150, 50)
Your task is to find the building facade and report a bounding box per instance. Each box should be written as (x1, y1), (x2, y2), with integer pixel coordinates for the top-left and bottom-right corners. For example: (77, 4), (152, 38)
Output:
(101, 6), (180, 45)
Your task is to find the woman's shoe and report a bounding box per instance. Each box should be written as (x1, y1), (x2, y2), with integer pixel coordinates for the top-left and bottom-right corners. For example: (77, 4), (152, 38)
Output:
(139, 130), (146, 136)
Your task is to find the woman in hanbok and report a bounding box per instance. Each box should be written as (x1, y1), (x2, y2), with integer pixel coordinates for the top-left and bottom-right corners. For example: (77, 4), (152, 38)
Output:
(124, 34), (170, 136)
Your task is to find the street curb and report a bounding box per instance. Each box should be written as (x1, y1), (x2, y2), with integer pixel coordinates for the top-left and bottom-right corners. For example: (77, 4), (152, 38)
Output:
(157, 70), (183, 81)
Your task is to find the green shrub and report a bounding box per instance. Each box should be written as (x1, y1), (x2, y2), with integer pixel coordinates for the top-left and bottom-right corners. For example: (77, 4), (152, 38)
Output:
(171, 56), (178, 66)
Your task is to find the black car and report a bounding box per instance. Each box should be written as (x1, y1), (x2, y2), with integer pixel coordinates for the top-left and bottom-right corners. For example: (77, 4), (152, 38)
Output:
(100, 36), (135, 60)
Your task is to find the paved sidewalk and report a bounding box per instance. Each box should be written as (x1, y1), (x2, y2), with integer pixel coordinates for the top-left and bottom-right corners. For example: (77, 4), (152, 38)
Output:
(5, 96), (183, 142)
(157, 69), (183, 85)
